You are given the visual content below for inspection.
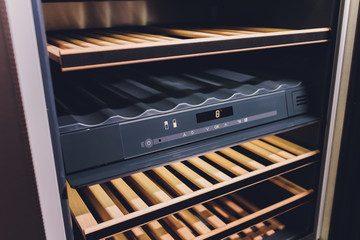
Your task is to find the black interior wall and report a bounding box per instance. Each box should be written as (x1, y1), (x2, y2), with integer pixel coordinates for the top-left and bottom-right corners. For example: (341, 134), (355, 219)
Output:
(329, 5), (360, 240)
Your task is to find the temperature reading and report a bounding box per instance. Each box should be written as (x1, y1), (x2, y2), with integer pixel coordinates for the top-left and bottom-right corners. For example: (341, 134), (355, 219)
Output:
(196, 107), (233, 123)
(215, 110), (221, 118)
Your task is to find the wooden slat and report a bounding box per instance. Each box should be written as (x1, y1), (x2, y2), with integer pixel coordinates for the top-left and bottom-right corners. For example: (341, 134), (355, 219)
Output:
(204, 152), (249, 176)
(250, 139), (296, 159)
(206, 201), (252, 240)
(47, 36), (82, 49)
(191, 28), (240, 36)
(101, 184), (151, 240)
(83, 32), (135, 45)
(95, 30), (152, 44)
(194, 190), (313, 240)
(46, 44), (60, 62)
(219, 148), (266, 170)
(262, 136), (310, 155)
(53, 34), (99, 48)
(122, 32), (171, 42)
(129, 173), (211, 235)
(170, 161), (274, 238)
(150, 27), (223, 38)
(152, 167), (228, 229)
(110, 178), (177, 240)
(66, 182), (98, 230)
(66, 33), (118, 47)
(81, 184), (128, 240)
(187, 157), (232, 182)
(234, 27), (290, 33)
(170, 162), (213, 188)
(230, 194), (285, 231)
(220, 196), (276, 237)
(83, 185), (124, 220)
(219, 148), (309, 194)
(127, 32), (179, 41)
(240, 142), (286, 163)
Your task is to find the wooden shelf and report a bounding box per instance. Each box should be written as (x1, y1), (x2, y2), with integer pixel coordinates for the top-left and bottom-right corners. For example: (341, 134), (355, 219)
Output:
(67, 135), (318, 239)
(47, 27), (330, 71)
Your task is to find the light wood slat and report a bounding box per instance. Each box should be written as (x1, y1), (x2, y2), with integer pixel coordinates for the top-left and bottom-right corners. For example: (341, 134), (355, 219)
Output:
(53, 34), (99, 48)
(191, 28), (240, 36)
(83, 185), (124, 220)
(83, 32), (135, 45)
(129, 173), (211, 235)
(101, 184), (151, 240)
(250, 139), (296, 159)
(230, 194), (285, 231)
(122, 32), (172, 42)
(110, 179), (177, 240)
(219, 148), (308, 194)
(152, 167), (227, 229)
(194, 190), (313, 240)
(47, 44), (61, 61)
(94, 30), (151, 44)
(47, 36), (82, 49)
(66, 33), (118, 47)
(219, 148), (266, 170)
(187, 157), (232, 182)
(234, 27), (290, 33)
(169, 161), (274, 238)
(215, 198), (263, 240)
(217, 28), (259, 34)
(170, 162), (213, 188)
(204, 152), (249, 176)
(262, 136), (310, 155)
(81, 185), (128, 240)
(220, 197), (275, 237)
(150, 27), (223, 38)
(66, 182), (98, 230)
(127, 32), (179, 41)
(205, 201), (252, 240)
(240, 142), (286, 163)
(268, 177), (306, 195)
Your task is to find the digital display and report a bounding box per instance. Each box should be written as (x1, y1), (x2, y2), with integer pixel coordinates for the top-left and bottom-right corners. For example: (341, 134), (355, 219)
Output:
(196, 107), (234, 123)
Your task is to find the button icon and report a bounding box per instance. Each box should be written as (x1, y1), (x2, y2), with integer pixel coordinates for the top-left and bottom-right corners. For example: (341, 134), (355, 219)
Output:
(244, 118), (248, 123)
(183, 132), (187, 137)
(172, 119), (178, 128)
(164, 121), (169, 130)
(144, 138), (153, 148)
(237, 120), (242, 124)
(214, 125), (220, 129)
(190, 130), (195, 135)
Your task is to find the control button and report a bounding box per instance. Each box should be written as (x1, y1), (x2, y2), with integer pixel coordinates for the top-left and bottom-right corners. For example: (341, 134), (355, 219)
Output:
(214, 125), (220, 129)
(237, 119), (242, 124)
(145, 138), (153, 148)
(183, 132), (187, 137)
(172, 119), (177, 128)
(244, 118), (248, 123)
(164, 121), (169, 130)
(205, 127), (210, 131)
(190, 130), (195, 135)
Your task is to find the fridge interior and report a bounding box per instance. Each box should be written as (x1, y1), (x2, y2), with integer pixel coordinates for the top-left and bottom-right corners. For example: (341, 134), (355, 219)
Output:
(39, 0), (341, 239)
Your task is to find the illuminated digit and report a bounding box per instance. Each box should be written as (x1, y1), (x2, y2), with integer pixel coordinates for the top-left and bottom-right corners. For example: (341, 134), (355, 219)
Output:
(215, 110), (220, 118)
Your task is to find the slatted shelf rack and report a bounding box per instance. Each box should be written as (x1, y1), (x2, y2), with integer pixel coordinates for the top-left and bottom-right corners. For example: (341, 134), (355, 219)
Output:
(47, 26), (330, 71)
(67, 135), (319, 239)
